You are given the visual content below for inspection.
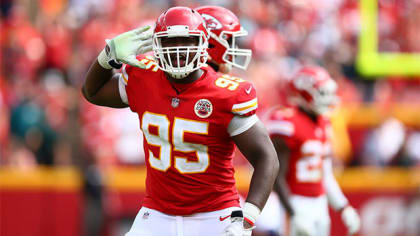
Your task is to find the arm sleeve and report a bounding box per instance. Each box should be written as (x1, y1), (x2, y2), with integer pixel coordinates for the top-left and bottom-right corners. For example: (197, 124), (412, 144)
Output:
(119, 64), (138, 111)
(265, 116), (299, 150)
(265, 119), (295, 137)
(227, 114), (259, 136)
(231, 98), (258, 116)
(323, 157), (349, 211)
(118, 73), (128, 104)
(230, 82), (258, 117)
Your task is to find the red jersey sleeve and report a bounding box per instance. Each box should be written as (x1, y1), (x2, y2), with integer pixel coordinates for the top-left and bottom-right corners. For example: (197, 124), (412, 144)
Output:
(120, 63), (137, 112)
(266, 108), (299, 149)
(229, 77), (258, 117)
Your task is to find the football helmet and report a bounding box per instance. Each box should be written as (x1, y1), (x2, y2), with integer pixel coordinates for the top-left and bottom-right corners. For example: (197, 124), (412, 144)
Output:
(289, 65), (338, 115)
(153, 7), (209, 79)
(195, 6), (252, 72)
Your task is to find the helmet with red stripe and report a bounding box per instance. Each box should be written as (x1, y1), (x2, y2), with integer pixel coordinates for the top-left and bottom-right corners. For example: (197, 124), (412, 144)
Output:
(289, 65), (338, 115)
(153, 7), (209, 79)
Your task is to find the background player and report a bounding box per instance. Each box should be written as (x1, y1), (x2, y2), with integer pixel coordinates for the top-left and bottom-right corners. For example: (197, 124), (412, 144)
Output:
(264, 66), (361, 236)
(81, 6), (279, 236)
(195, 5), (252, 74)
(196, 6), (288, 235)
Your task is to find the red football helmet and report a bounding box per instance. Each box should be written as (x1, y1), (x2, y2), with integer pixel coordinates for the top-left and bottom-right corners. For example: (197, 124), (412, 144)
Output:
(153, 7), (209, 79)
(195, 6), (252, 72)
(289, 65), (338, 115)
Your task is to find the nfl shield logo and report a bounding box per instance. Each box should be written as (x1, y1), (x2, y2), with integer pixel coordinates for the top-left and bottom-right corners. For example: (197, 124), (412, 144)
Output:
(171, 97), (180, 108)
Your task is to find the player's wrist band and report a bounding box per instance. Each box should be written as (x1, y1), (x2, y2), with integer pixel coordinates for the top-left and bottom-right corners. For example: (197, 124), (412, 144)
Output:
(231, 210), (243, 218)
(97, 48), (122, 70)
(98, 49), (112, 69)
(243, 202), (261, 226)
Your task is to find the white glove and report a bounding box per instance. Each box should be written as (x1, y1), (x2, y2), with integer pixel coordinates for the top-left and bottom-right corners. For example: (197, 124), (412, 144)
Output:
(220, 220), (254, 236)
(98, 25), (153, 69)
(220, 210), (254, 236)
(221, 218), (243, 236)
(341, 206), (361, 235)
(291, 213), (313, 236)
(243, 228), (253, 236)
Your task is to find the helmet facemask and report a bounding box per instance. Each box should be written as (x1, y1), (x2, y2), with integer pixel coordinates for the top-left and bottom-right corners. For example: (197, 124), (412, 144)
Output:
(290, 74), (338, 116)
(210, 28), (252, 71)
(310, 80), (338, 115)
(153, 25), (208, 79)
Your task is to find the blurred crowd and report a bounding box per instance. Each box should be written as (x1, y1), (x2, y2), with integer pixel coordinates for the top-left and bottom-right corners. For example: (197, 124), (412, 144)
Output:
(1, 0), (420, 169)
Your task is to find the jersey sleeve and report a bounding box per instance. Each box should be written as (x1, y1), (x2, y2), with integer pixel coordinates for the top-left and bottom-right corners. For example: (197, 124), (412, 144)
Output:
(227, 114), (259, 136)
(265, 109), (298, 149)
(222, 78), (258, 136)
(119, 63), (139, 112)
(118, 64), (129, 104)
(266, 119), (295, 137)
(230, 81), (258, 117)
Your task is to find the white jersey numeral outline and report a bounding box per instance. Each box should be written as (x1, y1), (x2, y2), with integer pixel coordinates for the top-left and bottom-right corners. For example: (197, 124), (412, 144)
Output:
(296, 140), (324, 183)
(141, 112), (210, 173)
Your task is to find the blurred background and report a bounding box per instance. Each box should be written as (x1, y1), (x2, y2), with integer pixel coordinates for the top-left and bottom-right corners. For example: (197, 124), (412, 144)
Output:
(1, 0), (420, 235)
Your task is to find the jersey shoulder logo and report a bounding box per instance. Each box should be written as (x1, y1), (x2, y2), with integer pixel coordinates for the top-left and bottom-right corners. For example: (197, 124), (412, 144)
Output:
(194, 99), (213, 118)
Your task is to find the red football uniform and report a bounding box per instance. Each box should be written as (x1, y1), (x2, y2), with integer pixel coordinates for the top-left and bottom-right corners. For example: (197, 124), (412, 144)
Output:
(120, 55), (258, 215)
(266, 106), (332, 197)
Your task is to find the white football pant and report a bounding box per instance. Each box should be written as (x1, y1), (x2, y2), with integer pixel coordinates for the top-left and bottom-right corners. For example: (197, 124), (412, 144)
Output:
(125, 206), (241, 236)
(254, 192), (286, 235)
(290, 194), (330, 236)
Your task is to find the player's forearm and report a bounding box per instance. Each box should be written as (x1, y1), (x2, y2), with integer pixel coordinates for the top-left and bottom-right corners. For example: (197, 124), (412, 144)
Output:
(271, 137), (294, 215)
(273, 176), (295, 216)
(323, 158), (348, 211)
(232, 120), (279, 227)
(82, 59), (113, 100)
(245, 149), (279, 210)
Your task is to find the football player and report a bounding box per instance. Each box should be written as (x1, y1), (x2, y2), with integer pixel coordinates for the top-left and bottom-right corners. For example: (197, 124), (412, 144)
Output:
(81, 6), (279, 236)
(194, 5), (252, 74)
(265, 66), (361, 236)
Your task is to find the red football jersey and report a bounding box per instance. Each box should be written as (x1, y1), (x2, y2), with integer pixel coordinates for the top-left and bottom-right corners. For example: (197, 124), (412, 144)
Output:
(120, 55), (258, 215)
(266, 107), (332, 197)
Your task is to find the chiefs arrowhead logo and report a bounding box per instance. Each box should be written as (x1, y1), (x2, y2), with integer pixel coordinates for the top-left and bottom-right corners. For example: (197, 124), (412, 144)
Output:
(201, 13), (222, 30)
(194, 99), (213, 118)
